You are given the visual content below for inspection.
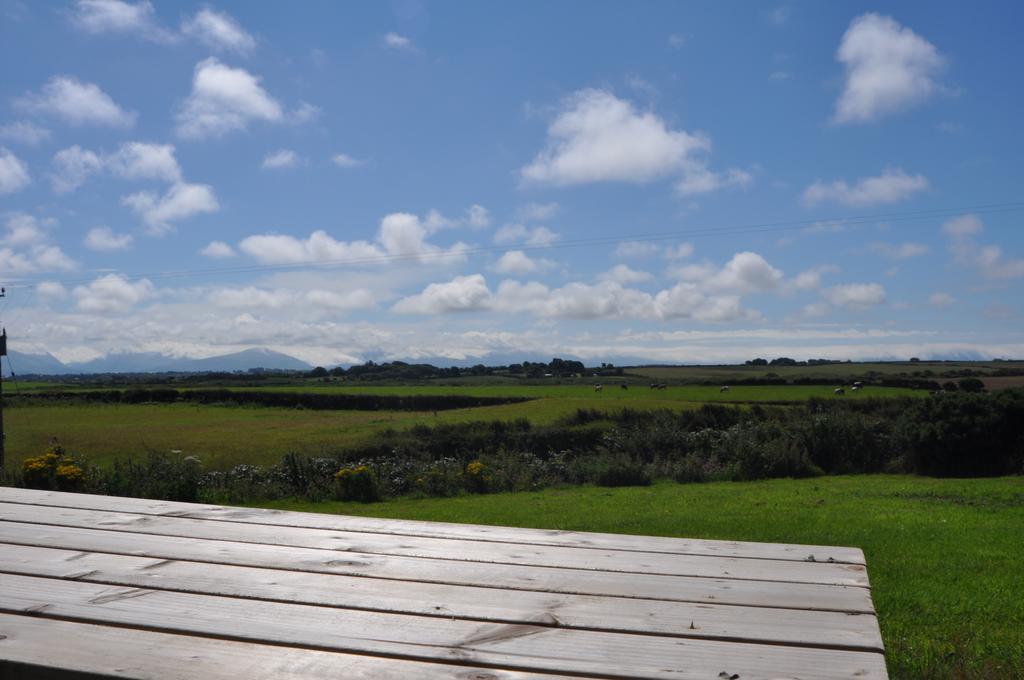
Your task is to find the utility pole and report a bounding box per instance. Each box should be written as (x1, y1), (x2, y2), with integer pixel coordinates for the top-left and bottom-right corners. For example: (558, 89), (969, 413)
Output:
(0, 286), (6, 471)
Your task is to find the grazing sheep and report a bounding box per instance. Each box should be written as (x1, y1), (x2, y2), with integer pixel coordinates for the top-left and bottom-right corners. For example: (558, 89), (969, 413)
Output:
(720, 385), (730, 393)
(649, 383), (658, 390)
(851, 385), (860, 391)
(834, 388), (845, 395)
(594, 384), (603, 392)
(620, 384), (628, 390)
(657, 383), (668, 390)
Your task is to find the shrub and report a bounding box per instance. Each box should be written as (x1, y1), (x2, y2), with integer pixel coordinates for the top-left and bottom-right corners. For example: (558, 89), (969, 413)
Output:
(463, 460), (491, 493)
(958, 378), (985, 393)
(21, 444), (86, 492)
(334, 465), (382, 503)
(597, 460), (652, 487)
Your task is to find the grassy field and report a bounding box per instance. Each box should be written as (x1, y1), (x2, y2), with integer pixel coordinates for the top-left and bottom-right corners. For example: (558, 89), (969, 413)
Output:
(629, 360), (1024, 382)
(2, 395), (698, 469)
(3, 384), (924, 470)
(255, 475), (1024, 680)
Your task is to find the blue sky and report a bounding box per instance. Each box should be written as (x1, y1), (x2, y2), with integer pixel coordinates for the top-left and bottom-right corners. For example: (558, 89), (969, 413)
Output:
(1, 0), (1023, 366)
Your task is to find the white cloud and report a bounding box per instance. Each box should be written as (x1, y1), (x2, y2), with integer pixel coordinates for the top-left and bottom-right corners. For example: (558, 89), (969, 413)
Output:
(599, 264), (653, 285)
(69, 0), (174, 42)
(0, 121), (51, 145)
(84, 226), (133, 251)
(176, 59), (284, 139)
(50, 145), (102, 193)
(517, 202), (559, 221)
(240, 230), (383, 265)
(802, 168), (928, 207)
(0, 147), (31, 194)
(181, 8), (256, 54)
(73, 274), (154, 313)
(942, 214), (983, 238)
(262, 149), (302, 169)
(51, 142), (181, 192)
(383, 32), (416, 51)
(200, 241), (236, 258)
(16, 76), (136, 127)
(705, 252), (784, 294)
(791, 265), (838, 291)
(493, 223), (559, 247)
(392, 274), (491, 314)
(664, 242), (695, 260)
(928, 292), (955, 308)
(834, 13), (944, 124)
(377, 212), (469, 263)
(331, 152), (363, 168)
(492, 250), (554, 275)
(122, 182), (219, 234)
(3, 213), (50, 248)
(521, 89), (707, 186)
(106, 142), (181, 182)
(825, 283), (887, 309)
(677, 165), (752, 197)
(466, 204), (491, 228)
(0, 237), (77, 274)
(37, 281), (68, 301)
(867, 242), (930, 260)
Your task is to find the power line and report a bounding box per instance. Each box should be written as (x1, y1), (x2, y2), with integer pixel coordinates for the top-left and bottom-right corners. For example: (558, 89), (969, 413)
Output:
(3, 199), (1024, 292)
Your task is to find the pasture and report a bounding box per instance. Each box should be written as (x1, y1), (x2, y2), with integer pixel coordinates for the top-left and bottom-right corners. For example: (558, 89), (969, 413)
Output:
(2, 383), (922, 470)
(260, 475), (1024, 680)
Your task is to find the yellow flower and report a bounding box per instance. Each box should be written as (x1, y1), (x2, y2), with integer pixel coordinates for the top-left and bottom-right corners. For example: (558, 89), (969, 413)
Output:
(55, 464), (84, 481)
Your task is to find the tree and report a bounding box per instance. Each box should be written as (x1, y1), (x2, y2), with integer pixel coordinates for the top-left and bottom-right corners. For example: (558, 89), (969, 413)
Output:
(309, 366), (328, 378)
(958, 377), (985, 393)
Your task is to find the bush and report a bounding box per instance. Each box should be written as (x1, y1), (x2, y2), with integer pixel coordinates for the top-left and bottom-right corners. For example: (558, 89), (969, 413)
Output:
(21, 444), (86, 492)
(334, 465), (381, 503)
(958, 378), (985, 393)
(597, 461), (652, 487)
(463, 460), (491, 493)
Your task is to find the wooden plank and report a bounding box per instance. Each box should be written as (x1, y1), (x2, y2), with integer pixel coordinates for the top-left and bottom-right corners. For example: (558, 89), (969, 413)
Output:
(0, 573), (888, 680)
(0, 612), (567, 679)
(0, 502), (870, 587)
(0, 543), (884, 652)
(0, 520), (876, 613)
(0, 488), (866, 564)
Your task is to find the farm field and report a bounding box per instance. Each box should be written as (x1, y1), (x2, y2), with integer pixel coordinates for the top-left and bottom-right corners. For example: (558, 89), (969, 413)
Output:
(2, 384), (924, 470)
(628, 360), (1024, 382)
(257, 475), (1024, 680)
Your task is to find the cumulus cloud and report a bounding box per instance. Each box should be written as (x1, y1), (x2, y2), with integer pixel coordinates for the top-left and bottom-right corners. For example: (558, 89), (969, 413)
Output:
(791, 265), (839, 291)
(69, 0), (174, 42)
(599, 264), (653, 285)
(0, 147), (31, 194)
(3, 213), (50, 248)
(200, 241), (236, 258)
(181, 8), (256, 54)
(106, 142), (181, 182)
(122, 182), (219, 234)
(705, 252), (784, 294)
(0, 214), (77, 274)
(73, 274), (154, 313)
(664, 242), (695, 260)
(834, 13), (944, 124)
(493, 224), (559, 247)
(492, 250), (554, 275)
(209, 286), (375, 313)
(802, 168), (928, 207)
(240, 231), (383, 265)
(867, 242), (930, 260)
(262, 149), (302, 169)
(942, 214), (1024, 280)
(84, 226), (133, 251)
(16, 76), (136, 127)
(392, 274), (491, 314)
(521, 89), (707, 186)
(522, 89), (751, 196)
(825, 283), (887, 309)
(176, 59), (285, 139)
(50, 141), (181, 192)
(37, 281), (68, 301)
(50, 145), (103, 193)
(0, 121), (51, 145)
(466, 204), (491, 228)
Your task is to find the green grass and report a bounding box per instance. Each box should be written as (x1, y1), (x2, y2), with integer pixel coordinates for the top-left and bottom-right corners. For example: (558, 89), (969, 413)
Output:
(3, 396), (701, 470)
(254, 475), (1024, 680)
(179, 383), (924, 402)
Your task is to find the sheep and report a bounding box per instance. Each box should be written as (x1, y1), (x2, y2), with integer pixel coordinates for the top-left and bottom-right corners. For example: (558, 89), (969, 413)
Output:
(620, 384), (629, 390)
(720, 385), (730, 393)
(594, 384), (603, 392)
(834, 388), (845, 395)
(851, 385), (861, 391)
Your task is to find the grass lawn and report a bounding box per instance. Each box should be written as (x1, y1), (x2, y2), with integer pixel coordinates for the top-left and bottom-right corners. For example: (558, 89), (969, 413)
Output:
(255, 475), (1024, 680)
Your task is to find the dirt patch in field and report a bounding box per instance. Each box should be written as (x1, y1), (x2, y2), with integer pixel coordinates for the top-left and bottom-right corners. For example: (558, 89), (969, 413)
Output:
(981, 376), (1024, 390)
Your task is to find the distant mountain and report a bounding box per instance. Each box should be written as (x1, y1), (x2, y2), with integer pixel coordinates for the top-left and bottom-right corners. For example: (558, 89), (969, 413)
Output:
(58, 348), (312, 374)
(2, 350), (68, 377)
